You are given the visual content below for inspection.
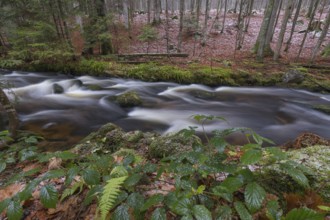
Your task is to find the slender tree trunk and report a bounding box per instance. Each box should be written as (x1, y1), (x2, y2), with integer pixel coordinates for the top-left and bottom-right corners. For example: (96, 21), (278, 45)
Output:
(221, 0), (227, 33)
(284, 0), (303, 52)
(177, 0), (184, 52)
(297, 0), (320, 59)
(274, 0), (294, 61)
(48, 0), (62, 39)
(273, 0), (283, 38)
(56, 0), (72, 49)
(244, 0), (254, 32)
(191, 0), (195, 14)
(196, 0), (201, 28)
(311, 9), (330, 62)
(201, 0), (210, 46)
(147, 0), (151, 23)
(153, 0), (161, 24)
(234, 0), (239, 13)
(306, 0), (315, 18)
(0, 89), (19, 138)
(165, 0), (170, 54)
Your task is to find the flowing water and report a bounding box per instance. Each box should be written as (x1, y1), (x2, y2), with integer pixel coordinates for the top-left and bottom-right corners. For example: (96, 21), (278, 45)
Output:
(1, 70), (330, 149)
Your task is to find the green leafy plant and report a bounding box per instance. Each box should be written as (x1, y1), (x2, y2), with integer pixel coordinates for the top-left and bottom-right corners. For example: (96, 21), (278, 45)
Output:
(0, 115), (327, 219)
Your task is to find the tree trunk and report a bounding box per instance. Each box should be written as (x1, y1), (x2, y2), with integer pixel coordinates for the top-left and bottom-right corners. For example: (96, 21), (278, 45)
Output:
(147, 0), (151, 23)
(255, 0), (276, 61)
(244, 0), (254, 32)
(201, 0), (210, 46)
(56, 0), (74, 51)
(234, 0), (239, 13)
(311, 9), (330, 62)
(284, 0), (303, 52)
(221, 0), (227, 33)
(0, 89), (19, 138)
(153, 0), (161, 24)
(191, 0), (195, 14)
(273, 0), (283, 39)
(274, 0), (294, 61)
(306, 0), (315, 18)
(297, 0), (320, 59)
(165, 0), (170, 54)
(177, 0), (184, 52)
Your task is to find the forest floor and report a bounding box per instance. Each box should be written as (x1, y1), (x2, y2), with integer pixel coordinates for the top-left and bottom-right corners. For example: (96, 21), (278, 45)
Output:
(72, 10), (330, 67)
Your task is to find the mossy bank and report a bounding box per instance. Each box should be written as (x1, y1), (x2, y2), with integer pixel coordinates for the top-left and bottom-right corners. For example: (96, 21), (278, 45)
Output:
(1, 58), (330, 93)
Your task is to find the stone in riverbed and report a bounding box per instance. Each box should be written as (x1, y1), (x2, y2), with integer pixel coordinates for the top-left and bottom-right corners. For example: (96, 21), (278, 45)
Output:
(282, 69), (305, 84)
(115, 91), (142, 107)
(53, 83), (64, 94)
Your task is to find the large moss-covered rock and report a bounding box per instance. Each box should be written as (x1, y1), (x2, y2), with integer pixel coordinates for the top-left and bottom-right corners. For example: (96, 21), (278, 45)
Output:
(115, 91), (142, 107)
(260, 145), (330, 202)
(148, 132), (202, 158)
(71, 123), (123, 155)
(287, 145), (330, 201)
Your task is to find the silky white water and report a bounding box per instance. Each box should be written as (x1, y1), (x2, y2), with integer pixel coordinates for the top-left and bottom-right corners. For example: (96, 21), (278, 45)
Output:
(1, 70), (329, 148)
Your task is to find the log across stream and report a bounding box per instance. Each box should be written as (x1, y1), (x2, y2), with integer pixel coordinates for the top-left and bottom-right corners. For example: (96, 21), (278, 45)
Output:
(1, 70), (330, 149)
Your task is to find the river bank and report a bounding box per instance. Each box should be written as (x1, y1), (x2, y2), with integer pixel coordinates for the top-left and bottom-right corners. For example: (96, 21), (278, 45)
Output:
(1, 57), (330, 93)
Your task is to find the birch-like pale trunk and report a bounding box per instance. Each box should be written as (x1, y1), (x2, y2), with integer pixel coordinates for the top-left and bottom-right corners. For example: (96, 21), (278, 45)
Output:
(274, 0), (294, 61)
(311, 9), (330, 62)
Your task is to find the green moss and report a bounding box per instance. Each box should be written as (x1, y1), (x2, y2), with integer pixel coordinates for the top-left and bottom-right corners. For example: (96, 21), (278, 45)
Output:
(148, 132), (201, 158)
(288, 145), (330, 201)
(312, 105), (330, 114)
(259, 145), (330, 202)
(127, 62), (193, 83)
(115, 91), (143, 107)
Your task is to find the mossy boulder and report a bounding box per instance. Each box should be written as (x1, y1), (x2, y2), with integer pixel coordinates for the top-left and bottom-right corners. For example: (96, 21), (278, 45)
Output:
(85, 84), (103, 91)
(282, 69), (305, 84)
(115, 91), (142, 107)
(259, 145), (330, 202)
(71, 123), (122, 155)
(287, 145), (330, 201)
(53, 83), (64, 94)
(148, 132), (202, 158)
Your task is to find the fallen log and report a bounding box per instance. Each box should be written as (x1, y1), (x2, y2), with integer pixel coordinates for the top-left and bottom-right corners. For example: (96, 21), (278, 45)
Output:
(117, 53), (189, 58)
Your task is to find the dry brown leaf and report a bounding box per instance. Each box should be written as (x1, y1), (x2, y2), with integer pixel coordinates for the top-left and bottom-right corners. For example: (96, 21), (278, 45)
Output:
(48, 157), (62, 170)
(0, 183), (25, 200)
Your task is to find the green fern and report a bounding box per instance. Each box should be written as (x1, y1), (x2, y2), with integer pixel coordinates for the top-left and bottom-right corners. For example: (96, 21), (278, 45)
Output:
(99, 176), (128, 220)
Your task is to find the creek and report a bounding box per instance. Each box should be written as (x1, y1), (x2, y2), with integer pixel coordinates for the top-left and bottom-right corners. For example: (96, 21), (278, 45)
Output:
(1, 70), (330, 149)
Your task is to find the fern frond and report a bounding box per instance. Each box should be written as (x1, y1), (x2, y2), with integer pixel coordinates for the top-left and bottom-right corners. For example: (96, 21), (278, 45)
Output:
(99, 176), (128, 220)
(60, 180), (84, 202)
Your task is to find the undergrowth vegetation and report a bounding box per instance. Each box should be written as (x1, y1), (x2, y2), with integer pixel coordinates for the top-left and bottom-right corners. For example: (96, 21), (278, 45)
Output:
(0, 115), (329, 219)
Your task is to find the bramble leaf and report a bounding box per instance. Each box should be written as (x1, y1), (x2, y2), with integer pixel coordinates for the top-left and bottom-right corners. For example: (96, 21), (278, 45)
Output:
(284, 208), (324, 220)
(40, 184), (58, 208)
(192, 205), (212, 220)
(241, 149), (262, 165)
(112, 204), (130, 220)
(234, 201), (253, 220)
(151, 208), (166, 220)
(244, 182), (266, 212)
(82, 169), (100, 186)
(141, 194), (164, 211)
(7, 200), (23, 220)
